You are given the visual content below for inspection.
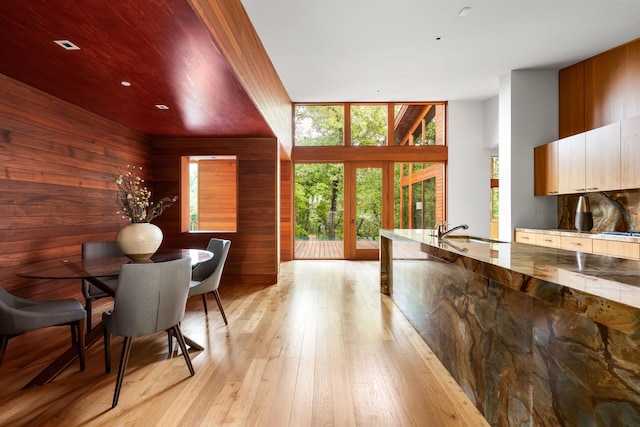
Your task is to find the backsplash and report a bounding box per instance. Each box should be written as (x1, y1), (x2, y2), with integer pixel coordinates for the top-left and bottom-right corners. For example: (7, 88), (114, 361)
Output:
(558, 190), (640, 232)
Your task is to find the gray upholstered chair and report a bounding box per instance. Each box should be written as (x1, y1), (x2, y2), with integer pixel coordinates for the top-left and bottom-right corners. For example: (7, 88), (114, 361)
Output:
(0, 287), (86, 372)
(82, 241), (124, 330)
(188, 238), (230, 324)
(102, 257), (194, 408)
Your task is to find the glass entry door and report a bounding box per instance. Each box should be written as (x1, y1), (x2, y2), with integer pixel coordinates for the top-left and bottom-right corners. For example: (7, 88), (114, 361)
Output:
(345, 162), (391, 260)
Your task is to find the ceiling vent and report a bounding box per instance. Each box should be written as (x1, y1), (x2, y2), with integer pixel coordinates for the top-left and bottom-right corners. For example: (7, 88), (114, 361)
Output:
(54, 40), (80, 50)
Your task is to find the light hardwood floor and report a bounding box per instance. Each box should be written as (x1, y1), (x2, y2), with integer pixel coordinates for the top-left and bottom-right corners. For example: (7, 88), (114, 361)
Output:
(0, 261), (488, 426)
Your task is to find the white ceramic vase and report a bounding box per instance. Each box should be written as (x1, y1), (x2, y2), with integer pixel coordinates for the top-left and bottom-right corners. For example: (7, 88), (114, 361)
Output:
(116, 223), (163, 261)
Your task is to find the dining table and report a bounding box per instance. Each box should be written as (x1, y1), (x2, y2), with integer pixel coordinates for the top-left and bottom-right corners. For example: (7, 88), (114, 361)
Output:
(16, 248), (213, 389)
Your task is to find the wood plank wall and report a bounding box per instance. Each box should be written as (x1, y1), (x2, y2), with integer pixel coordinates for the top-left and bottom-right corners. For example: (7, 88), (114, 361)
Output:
(560, 37), (640, 138)
(152, 137), (280, 284)
(0, 74), (151, 299)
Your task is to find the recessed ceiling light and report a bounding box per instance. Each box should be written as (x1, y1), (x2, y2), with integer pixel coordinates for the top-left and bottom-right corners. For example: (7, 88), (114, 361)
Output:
(458, 6), (471, 17)
(121, 81), (131, 87)
(155, 104), (169, 110)
(54, 40), (80, 50)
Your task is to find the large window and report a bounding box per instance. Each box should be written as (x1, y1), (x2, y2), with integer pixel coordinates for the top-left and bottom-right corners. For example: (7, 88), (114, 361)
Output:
(350, 104), (387, 146)
(181, 156), (237, 232)
(490, 156), (499, 239)
(395, 104), (445, 229)
(293, 102), (447, 258)
(294, 105), (344, 146)
(394, 104), (444, 146)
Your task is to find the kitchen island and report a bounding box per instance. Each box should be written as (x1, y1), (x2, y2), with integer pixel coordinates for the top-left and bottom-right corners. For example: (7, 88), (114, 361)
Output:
(380, 229), (640, 426)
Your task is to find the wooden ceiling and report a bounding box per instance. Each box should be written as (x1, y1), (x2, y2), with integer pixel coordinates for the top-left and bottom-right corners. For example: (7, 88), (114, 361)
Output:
(0, 0), (274, 138)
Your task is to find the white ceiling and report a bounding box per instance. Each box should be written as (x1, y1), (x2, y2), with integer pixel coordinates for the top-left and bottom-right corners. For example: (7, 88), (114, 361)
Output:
(240, 0), (640, 103)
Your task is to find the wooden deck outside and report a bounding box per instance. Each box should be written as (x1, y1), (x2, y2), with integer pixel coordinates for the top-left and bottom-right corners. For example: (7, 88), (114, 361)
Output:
(294, 239), (379, 259)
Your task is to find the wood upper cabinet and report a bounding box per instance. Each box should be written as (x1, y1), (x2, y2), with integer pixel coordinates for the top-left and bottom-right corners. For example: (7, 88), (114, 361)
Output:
(559, 62), (585, 138)
(557, 133), (586, 194)
(534, 141), (558, 196)
(539, 122), (622, 196)
(621, 115), (640, 189)
(585, 122), (620, 192)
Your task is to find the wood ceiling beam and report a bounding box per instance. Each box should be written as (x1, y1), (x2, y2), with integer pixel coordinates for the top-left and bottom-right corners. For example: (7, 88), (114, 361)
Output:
(292, 145), (448, 163)
(188, 0), (293, 159)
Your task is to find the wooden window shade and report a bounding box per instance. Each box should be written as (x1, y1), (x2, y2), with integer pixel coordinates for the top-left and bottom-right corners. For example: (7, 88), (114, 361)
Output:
(181, 156), (237, 232)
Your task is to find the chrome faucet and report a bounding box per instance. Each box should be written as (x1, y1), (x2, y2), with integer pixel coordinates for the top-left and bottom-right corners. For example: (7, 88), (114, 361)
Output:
(437, 223), (469, 239)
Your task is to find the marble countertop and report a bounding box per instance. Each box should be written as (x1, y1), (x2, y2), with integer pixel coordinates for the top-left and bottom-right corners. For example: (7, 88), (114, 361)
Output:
(516, 227), (640, 243)
(381, 228), (640, 314)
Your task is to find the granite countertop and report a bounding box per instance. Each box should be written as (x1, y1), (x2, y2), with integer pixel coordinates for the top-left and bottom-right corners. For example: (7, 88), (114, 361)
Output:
(381, 229), (640, 322)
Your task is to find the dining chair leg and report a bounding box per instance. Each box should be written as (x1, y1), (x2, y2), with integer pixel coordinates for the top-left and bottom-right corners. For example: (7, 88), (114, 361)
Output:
(70, 324), (77, 344)
(112, 336), (133, 408)
(85, 299), (93, 331)
(212, 289), (228, 325)
(200, 294), (208, 315)
(0, 336), (8, 366)
(167, 329), (174, 354)
(104, 329), (111, 373)
(172, 325), (195, 376)
(76, 320), (86, 371)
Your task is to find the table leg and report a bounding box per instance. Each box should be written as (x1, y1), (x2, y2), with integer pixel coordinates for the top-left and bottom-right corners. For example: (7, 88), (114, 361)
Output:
(183, 335), (204, 352)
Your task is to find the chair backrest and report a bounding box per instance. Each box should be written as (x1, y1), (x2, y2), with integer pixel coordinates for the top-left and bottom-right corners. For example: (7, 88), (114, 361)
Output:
(0, 287), (19, 334)
(191, 239), (231, 285)
(82, 241), (123, 261)
(0, 287), (15, 307)
(82, 241), (124, 286)
(106, 257), (192, 337)
(0, 287), (85, 336)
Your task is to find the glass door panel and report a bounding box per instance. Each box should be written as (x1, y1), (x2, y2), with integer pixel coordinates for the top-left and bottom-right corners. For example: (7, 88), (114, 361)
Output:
(347, 162), (389, 260)
(355, 167), (382, 250)
(294, 163), (344, 259)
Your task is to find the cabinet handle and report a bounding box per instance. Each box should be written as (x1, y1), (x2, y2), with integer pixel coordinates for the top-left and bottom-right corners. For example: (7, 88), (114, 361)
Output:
(574, 188), (586, 191)
(543, 239), (552, 242)
(587, 187), (598, 190)
(521, 236), (530, 240)
(570, 242), (582, 246)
